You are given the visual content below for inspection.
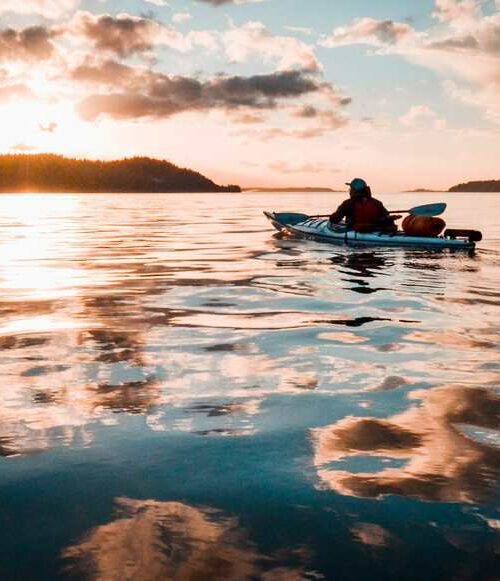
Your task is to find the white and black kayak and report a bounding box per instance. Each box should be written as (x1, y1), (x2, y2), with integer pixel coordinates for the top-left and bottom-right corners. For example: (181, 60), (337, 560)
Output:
(264, 211), (481, 250)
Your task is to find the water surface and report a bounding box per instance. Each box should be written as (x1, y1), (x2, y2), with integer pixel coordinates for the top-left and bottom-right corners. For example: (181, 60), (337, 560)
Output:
(0, 192), (499, 580)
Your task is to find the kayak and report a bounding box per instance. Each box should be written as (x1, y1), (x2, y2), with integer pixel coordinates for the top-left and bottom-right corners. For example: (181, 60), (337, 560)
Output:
(264, 211), (480, 250)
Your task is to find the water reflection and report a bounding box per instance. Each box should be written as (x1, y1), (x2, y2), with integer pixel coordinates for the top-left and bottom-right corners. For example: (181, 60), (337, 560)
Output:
(330, 251), (390, 277)
(313, 386), (500, 503)
(63, 498), (307, 580)
(350, 523), (398, 549)
(0, 436), (18, 457)
(330, 250), (391, 295)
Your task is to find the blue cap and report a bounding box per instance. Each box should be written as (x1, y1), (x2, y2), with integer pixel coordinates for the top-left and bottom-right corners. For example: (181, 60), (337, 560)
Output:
(346, 178), (368, 191)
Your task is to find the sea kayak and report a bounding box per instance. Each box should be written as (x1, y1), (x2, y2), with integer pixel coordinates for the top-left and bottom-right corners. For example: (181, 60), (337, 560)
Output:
(264, 211), (480, 250)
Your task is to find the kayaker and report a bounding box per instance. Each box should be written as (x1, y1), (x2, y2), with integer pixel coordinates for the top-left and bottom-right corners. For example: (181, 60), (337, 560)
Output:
(330, 178), (396, 233)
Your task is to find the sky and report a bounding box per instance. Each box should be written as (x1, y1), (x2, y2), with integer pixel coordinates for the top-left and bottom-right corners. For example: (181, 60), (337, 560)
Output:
(0, 0), (499, 190)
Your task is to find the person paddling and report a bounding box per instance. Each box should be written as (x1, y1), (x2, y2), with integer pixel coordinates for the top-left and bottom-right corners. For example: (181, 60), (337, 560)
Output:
(329, 178), (396, 233)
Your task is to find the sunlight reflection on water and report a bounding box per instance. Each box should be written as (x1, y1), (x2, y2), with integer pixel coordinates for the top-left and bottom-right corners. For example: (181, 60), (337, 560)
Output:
(0, 192), (498, 580)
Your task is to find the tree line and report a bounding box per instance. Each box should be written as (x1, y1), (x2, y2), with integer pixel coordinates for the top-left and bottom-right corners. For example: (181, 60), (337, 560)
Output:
(449, 180), (500, 192)
(0, 154), (241, 193)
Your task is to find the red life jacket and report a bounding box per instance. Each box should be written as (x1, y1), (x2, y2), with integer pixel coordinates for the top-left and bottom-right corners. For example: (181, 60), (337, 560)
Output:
(353, 198), (385, 232)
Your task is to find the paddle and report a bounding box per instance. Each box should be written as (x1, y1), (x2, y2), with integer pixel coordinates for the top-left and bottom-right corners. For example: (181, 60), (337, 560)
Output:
(311, 202), (447, 219)
(389, 202), (447, 217)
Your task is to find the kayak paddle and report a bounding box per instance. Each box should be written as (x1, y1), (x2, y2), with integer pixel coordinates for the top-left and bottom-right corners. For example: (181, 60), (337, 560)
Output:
(389, 202), (447, 217)
(311, 202), (447, 219)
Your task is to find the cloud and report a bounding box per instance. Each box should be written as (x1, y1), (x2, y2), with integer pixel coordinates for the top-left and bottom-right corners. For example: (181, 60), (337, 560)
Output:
(11, 143), (37, 152)
(432, 0), (481, 25)
(172, 13), (193, 24)
(72, 57), (351, 134)
(0, 83), (34, 102)
(75, 67), (334, 121)
(294, 101), (351, 116)
(320, 18), (414, 48)
(320, 2), (500, 122)
(229, 112), (266, 124)
(284, 26), (314, 36)
(293, 104), (319, 118)
(0, 0), (79, 19)
(72, 11), (191, 58)
(0, 26), (57, 62)
(290, 103), (351, 131)
(418, 9), (500, 120)
(426, 35), (479, 50)
(268, 161), (335, 173)
(71, 59), (138, 85)
(39, 121), (58, 132)
(399, 105), (447, 129)
(443, 79), (500, 123)
(239, 123), (347, 142)
(71, 11), (217, 57)
(223, 21), (321, 72)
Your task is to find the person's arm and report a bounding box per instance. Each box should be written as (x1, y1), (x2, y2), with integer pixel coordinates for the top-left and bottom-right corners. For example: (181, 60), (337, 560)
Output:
(329, 199), (352, 224)
(377, 200), (391, 218)
(376, 199), (397, 230)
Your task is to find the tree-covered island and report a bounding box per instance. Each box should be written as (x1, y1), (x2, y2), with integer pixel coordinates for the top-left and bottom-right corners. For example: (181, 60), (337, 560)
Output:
(0, 154), (241, 193)
(449, 180), (500, 192)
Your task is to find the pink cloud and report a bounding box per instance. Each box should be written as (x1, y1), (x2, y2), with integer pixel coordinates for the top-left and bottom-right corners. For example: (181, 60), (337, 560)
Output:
(0, 26), (57, 62)
(0, 0), (79, 19)
(223, 21), (321, 72)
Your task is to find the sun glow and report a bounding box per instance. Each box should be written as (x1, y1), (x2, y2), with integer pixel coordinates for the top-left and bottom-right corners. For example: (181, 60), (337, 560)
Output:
(0, 194), (116, 308)
(0, 93), (100, 158)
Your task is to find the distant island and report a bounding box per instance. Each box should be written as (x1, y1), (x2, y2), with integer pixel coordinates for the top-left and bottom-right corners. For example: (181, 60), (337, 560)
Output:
(449, 180), (500, 192)
(404, 188), (445, 193)
(244, 187), (339, 193)
(0, 154), (241, 193)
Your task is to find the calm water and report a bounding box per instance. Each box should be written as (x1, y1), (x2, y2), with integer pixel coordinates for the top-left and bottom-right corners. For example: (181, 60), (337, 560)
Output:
(0, 192), (499, 580)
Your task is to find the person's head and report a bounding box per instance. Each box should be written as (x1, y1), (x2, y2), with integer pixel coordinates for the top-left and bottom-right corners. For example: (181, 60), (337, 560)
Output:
(346, 178), (371, 198)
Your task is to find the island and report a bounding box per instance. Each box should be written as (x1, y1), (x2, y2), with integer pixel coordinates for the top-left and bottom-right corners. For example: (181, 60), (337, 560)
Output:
(0, 154), (241, 193)
(404, 188), (445, 193)
(449, 180), (500, 192)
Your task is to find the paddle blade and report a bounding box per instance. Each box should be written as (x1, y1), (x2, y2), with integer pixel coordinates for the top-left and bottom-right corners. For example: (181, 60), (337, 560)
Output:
(408, 202), (447, 217)
(264, 211), (309, 226)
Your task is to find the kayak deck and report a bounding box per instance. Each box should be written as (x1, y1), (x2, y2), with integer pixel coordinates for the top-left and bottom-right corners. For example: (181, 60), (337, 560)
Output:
(264, 211), (477, 250)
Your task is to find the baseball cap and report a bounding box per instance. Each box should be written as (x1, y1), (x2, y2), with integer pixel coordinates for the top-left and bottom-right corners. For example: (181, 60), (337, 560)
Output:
(345, 178), (368, 191)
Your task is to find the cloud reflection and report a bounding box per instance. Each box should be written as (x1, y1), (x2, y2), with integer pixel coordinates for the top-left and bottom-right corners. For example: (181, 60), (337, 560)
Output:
(63, 498), (306, 580)
(313, 386), (500, 503)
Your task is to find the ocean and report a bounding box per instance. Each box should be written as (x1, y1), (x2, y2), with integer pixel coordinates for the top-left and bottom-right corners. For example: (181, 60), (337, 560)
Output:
(0, 191), (498, 580)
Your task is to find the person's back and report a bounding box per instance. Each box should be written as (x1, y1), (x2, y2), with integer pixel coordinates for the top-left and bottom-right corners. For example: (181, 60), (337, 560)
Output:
(330, 178), (396, 233)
